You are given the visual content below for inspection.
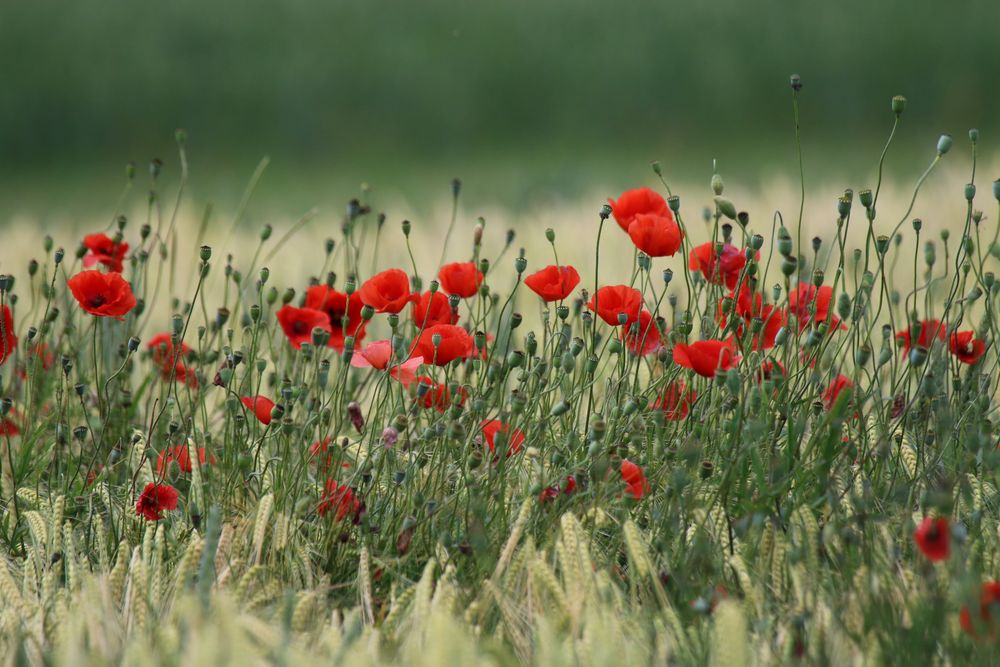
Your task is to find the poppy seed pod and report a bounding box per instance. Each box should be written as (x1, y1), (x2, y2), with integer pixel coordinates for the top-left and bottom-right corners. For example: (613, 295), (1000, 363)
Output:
(970, 128), (980, 143)
(790, 73), (802, 91)
(837, 196), (851, 219)
(599, 204), (612, 220)
(936, 134), (952, 155)
(545, 227), (555, 243)
(667, 195), (680, 214)
(777, 227), (793, 257)
(813, 270), (824, 287)
(737, 211), (749, 227)
(780, 256), (797, 277)
(875, 236), (891, 255)
(965, 183), (976, 201)
(514, 256), (527, 275)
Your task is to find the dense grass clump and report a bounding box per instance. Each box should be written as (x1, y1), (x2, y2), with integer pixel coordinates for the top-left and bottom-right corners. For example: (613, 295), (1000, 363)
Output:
(1, 95), (1000, 665)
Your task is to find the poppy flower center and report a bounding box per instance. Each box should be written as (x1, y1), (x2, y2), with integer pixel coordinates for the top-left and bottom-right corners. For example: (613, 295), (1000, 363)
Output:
(89, 294), (107, 308)
(292, 320), (308, 334)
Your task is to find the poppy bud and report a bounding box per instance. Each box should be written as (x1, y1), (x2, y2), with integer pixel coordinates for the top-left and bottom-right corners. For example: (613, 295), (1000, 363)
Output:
(721, 223), (733, 243)
(936, 134), (952, 156)
(725, 369), (741, 396)
(550, 400), (571, 417)
(127, 336), (140, 353)
(711, 173), (724, 195)
(774, 327), (788, 346)
(777, 227), (793, 257)
(53, 247), (64, 265)
(26, 326), (36, 342)
(737, 211), (749, 227)
(599, 204), (612, 220)
(908, 347), (928, 366)
(249, 304), (261, 323)
(73, 425), (88, 442)
(855, 344), (871, 367)
(790, 73), (802, 91)
(965, 183), (976, 201)
(608, 338), (623, 354)
(510, 313), (522, 330)
(506, 229), (516, 245)
(507, 350), (524, 368)
(780, 256), (797, 277)
(891, 95), (906, 115)
(525, 332), (537, 356)
(344, 277), (356, 296)
(924, 241), (936, 266)
(714, 196), (737, 220)
(27, 259), (38, 277)
(514, 256), (527, 275)
(382, 427), (399, 448)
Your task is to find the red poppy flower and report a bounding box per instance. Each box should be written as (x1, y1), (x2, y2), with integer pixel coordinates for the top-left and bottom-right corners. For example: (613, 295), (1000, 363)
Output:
(608, 187), (670, 233)
(524, 265), (581, 302)
(0, 305), (17, 366)
(17, 342), (54, 380)
(359, 269), (415, 314)
(717, 290), (786, 351)
(539, 475), (577, 503)
(627, 212), (683, 257)
(623, 310), (664, 356)
(688, 243), (752, 289)
(756, 359), (786, 384)
(949, 330), (985, 364)
(960, 581), (1000, 638)
(416, 375), (467, 412)
(351, 339), (423, 386)
(896, 319), (946, 353)
(651, 381), (696, 420)
(160, 361), (199, 388)
(620, 459), (648, 500)
(146, 333), (191, 367)
(479, 419), (526, 456)
(304, 285), (367, 351)
(438, 262), (484, 298)
(82, 233), (129, 273)
(672, 339), (737, 377)
(788, 284), (846, 333)
(0, 407), (21, 437)
(317, 480), (361, 522)
(913, 516), (950, 562)
(156, 445), (215, 476)
(276, 305), (332, 350)
(241, 395), (275, 425)
(822, 375), (854, 411)
(587, 285), (643, 326)
(67, 271), (137, 319)
(411, 291), (458, 328)
(412, 324), (472, 366)
(135, 482), (179, 521)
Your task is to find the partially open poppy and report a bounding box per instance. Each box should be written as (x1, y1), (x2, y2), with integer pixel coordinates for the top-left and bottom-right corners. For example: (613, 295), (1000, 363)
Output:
(627, 213), (682, 257)
(359, 269), (415, 313)
(587, 285), (643, 326)
(620, 459), (648, 499)
(411, 291), (458, 328)
(146, 333), (191, 367)
(689, 243), (751, 289)
(0, 305), (17, 366)
(82, 233), (129, 273)
(412, 324), (472, 366)
(438, 262), (484, 298)
(822, 374), (854, 411)
(415, 375), (467, 412)
(479, 419), (525, 456)
(351, 339), (423, 386)
(623, 310), (664, 356)
(651, 381), (696, 420)
(276, 305), (332, 349)
(896, 319), (946, 353)
(317, 480), (361, 522)
(788, 284), (846, 333)
(67, 270), (137, 319)
(241, 395), (276, 425)
(672, 339), (737, 377)
(524, 265), (580, 302)
(608, 187), (670, 233)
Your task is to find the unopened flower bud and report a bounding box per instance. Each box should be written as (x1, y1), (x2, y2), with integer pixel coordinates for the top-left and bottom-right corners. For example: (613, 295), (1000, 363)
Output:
(936, 134), (952, 156)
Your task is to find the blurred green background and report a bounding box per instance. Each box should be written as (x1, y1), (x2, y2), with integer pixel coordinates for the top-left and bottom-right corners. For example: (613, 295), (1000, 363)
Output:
(1, 0), (996, 219)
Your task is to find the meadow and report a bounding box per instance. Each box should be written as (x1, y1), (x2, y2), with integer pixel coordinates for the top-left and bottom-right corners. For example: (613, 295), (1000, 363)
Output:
(1, 92), (1000, 667)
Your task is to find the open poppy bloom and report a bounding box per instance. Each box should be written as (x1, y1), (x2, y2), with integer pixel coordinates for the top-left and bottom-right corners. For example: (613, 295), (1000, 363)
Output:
(276, 305), (332, 349)
(82, 232), (129, 273)
(627, 212), (683, 257)
(411, 291), (458, 328)
(147, 332), (191, 367)
(608, 187), (670, 233)
(351, 339), (423, 386)
(623, 310), (664, 356)
(438, 262), (484, 298)
(651, 381), (696, 420)
(717, 289), (786, 351)
(412, 324), (472, 366)
(788, 284), (846, 333)
(822, 374), (854, 411)
(672, 339), (737, 377)
(304, 285), (367, 351)
(359, 269), (415, 313)
(896, 319), (946, 353)
(415, 375), (467, 412)
(539, 475), (577, 503)
(913, 516), (950, 562)
(587, 285), (643, 326)
(67, 270), (137, 319)
(135, 482), (179, 521)
(0, 305), (17, 366)
(949, 330), (985, 364)
(317, 480), (361, 522)
(524, 265), (580, 302)
(479, 419), (525, 456)
(960, 581), (1000, 639)
(688, 243), (751, 289)
(17, 342), (55, 380)
(156, 445), (215, 476)
(620, 459), (648, 499)
(0, 407), (21, 437)
(241, 395), (276, 425)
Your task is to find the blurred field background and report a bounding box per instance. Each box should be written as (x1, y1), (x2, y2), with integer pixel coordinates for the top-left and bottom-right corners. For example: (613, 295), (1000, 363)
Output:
(1, 0), (997, 257)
